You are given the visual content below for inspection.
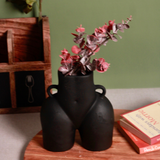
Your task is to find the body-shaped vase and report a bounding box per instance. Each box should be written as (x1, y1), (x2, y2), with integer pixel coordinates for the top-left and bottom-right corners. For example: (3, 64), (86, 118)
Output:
(40, 71), (114, 151)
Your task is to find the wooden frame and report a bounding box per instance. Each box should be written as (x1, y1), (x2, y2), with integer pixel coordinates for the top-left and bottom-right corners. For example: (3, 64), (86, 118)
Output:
(0, 17), (52, 114)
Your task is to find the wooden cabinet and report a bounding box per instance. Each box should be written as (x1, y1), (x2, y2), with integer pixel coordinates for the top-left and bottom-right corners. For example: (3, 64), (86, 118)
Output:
(0, 17), (52, 114)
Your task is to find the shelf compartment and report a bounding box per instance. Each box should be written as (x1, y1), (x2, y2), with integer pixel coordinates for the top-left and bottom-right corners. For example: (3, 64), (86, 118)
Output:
(0, 72), (11, 108)
(0, 17), (52, 114)
(0, 17), (51, 63)
(15, 70), (46, 107)
(0, 32), (8, 63)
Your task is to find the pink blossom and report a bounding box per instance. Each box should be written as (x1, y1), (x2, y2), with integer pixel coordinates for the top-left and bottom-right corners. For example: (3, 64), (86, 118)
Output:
(108, 20), (115, 26)
(99, 27), (106, 33)
(94, 28), (106, 37)
(94, 28), (106, 44)
(87, 35), (98, 45)
(71, 55), (80, 61)
(102, 23), (108, 32)
(71, 33), (85, 45)
(58, 66), (69, 74)
(94, 46), (100, 53)
(88, 45), (100, 55)
(59, 49), (73, 65)
(58, 16), (132, 75)
(71, 45), (81, 54)
(61, 57), (72, 65)
(86, 35), (99, 53)
(95, 58), (110, 73)
(59, 48), (70, 59)
(76, 25), (85, 33)
(108, 20), (115, 31)
(61, 48), (69, 54)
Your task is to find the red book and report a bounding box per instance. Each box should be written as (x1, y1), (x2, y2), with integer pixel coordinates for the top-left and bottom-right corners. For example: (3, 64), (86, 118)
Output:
(117, 121), (160, 154)
(121, 100), (160, 145)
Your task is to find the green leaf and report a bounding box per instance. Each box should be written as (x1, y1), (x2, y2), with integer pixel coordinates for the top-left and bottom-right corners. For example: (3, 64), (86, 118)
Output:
(23, 4), (32, 13)
(26, 0), (36, 6)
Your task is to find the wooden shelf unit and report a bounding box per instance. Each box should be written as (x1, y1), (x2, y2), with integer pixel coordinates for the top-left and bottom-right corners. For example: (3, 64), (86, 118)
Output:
(0, 17), (52, 114)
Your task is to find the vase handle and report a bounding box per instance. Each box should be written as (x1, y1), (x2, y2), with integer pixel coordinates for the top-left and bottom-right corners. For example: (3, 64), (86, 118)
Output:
(47, 85), (58, 97)
(95, 85), (106, 97)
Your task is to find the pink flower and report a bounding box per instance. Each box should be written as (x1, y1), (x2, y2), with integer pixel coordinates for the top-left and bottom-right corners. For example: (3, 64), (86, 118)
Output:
(58, 16), (132, 75)
(71, 55), (80, 61)
(59, 48), (70, 59)
(94, 46), (100, 53)
(102, 23), (108, 32)
(61, 58), (72, 65)
(94, 28), (106, 44)
(87, 35), (98, 45)
(59, 48), (73, 65)
(71, 45), (81, 54)
(86, 35), (99, 53)
(95, 58), (110, 73)
(108, 20), (115, 32)
(94, 28), (106, 37)
(71, 33), (85, 45)
(58, 66), (69, 74)
(108, 20), (115, 26)
(61, 48), (69, 54)
(76, 25), (85, 33)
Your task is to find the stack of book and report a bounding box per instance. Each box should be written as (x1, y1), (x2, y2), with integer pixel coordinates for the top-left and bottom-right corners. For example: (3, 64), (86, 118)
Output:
(117, 100), (160, 154)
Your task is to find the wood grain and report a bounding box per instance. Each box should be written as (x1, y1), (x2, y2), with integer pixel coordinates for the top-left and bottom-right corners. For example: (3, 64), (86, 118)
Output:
(24, 109), (160, 160)
(0, 17), (52, 114)
(0, 61), (51, 72)
(0, 17), (42, 62)
(7, 29), (14, 64)
(0, 106), (41, 114)
(9, 72), (17, 108)
(42, 17), (51, 63)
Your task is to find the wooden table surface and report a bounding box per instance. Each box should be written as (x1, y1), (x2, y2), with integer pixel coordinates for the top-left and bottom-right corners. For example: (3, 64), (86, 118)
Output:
(24, 109), (160, 160)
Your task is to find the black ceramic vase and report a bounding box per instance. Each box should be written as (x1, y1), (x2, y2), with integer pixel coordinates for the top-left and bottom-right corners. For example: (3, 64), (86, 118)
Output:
(40, 71), (114, 152)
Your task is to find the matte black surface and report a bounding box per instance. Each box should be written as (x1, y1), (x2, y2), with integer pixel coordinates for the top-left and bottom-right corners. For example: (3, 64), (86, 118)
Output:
(15, 71), (45, 107)
(0, 72), (11, 108)
(41, 71), (114, 151)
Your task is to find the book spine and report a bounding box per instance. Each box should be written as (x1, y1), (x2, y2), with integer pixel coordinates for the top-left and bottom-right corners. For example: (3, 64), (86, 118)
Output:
(117, 121), (160, 154)
(120, 120), (151, 144)
(140, 144), (160, 154)
(151, 135), (160, 145)
(117, 122), (140, 153)
(121, 100), (160, 143)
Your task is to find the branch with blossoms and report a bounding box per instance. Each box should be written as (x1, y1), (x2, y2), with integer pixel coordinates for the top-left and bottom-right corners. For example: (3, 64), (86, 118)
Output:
(59, 15), (132, 76)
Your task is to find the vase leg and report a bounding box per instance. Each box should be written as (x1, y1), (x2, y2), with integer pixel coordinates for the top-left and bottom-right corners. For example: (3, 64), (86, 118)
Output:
(41, 97), (76, 152)
(79, 94), (114, 151)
